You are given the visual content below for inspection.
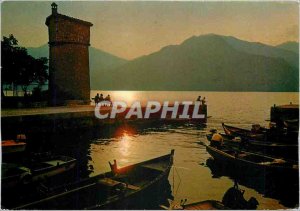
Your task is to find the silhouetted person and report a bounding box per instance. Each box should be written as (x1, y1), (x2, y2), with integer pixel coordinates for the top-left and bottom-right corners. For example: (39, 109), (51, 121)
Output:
(105, 94), (111, 101)
(196, 96), (201, 102)
(104, 94), (112, 106)
(210, 129), (223, 149)
(222, 182), (258, 209)
(99, 93), (104, 102)
(201, 97), (206, 105)
(94, 93), (100, 105)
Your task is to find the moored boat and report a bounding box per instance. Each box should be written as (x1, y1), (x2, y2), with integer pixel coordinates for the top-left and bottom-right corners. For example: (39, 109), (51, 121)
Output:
(161, 183), (258, 210)
(2, 155), (76, 189)
(270, 103), (299, 128)
(2, 140), (26, 154)
(182, 200), (227, 210)
(161, 199), (227, 210)
(222, 122), (298, 144)
(10, 150), (175, 210)
(206, 133), (298, 160)
(168, 198), (257, 210)
(284, 119), (299, 131)
(206, 144), (298, 178)
(222, 123), (266, 141)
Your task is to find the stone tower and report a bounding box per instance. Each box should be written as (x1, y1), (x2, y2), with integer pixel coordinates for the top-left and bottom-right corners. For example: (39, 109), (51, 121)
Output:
(45, 3), (93, 105)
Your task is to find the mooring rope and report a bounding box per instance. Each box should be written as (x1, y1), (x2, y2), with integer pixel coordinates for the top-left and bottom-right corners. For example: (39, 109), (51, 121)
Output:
(171, 165), (182, 198)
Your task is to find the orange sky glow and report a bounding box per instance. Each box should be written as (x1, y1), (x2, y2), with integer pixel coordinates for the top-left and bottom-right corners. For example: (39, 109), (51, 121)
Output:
(2, 1), (299, 59)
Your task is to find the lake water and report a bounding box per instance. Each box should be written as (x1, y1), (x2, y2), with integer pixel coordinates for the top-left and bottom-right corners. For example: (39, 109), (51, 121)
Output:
(87, 91), (299, 209)
(7, 91), (297, 209)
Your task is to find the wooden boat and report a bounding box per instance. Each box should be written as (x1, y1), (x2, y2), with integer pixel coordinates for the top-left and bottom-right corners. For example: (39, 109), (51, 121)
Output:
(161, 189), (258, 210)
(2, 155), (76, 189)
(182, 200), (227, 210)
(284, 119), (299, 131)
(179, 198), (257, 210)
(206, 145), (298, 178)
(222, 123), (266, 141)
(11, 150), (175, 210)
(206, 133), (298, 160)
(2, 140), (26, 154)
(270, 103), (299, 128)
(222, 122), (297, 143)
(161, 199), (227, 210)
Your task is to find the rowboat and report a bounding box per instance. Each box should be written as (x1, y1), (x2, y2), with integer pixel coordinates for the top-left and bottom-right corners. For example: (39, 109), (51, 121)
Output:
(161, 184), (258, 210)
(270, 104), (299, 128)
(284, 119), (299, 131)
(2, 140), (26, 154)
(11, 150), (175, 210)
(180, 197), (257, 210)
(182, 200), (227, 210)
(161, 199), (227, 210)
(2, 155), (76, 189)
(2, 134), (27, 154)
(206, 133), (298, 160)
(221, 123), (295, 143)
(206, 145), (298, 178)
(222, 123), (266, 141)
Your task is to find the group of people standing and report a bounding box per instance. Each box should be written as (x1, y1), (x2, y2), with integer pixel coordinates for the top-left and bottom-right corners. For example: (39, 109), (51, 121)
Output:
(196, 96), (206, 105)
(93, 93), (111, 106)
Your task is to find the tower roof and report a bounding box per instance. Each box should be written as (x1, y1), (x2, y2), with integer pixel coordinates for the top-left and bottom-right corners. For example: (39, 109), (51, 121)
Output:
(46, 13), (93, 27)
(45, 3), (92, 27)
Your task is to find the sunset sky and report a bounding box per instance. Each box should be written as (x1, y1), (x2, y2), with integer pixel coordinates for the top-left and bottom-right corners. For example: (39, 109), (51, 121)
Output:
(1, 1), (299, 59)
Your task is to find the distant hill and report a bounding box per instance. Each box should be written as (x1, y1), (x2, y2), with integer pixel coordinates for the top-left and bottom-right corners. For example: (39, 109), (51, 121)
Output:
(27, 45), (128, 89)
(223, 36), (298, 68)
(276, 41), (299, 54)
(89, 48), (128, 89)
(96, 34), (298, 91)
(27, 44), (49, 59)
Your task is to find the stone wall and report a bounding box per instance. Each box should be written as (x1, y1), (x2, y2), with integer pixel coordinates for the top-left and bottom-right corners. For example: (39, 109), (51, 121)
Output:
(49, 44), (90, 104)
(46, 12), (92, 105)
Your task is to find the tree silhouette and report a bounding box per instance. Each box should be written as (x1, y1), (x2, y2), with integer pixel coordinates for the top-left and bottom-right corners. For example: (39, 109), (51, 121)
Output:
(1, 34), (49, 96)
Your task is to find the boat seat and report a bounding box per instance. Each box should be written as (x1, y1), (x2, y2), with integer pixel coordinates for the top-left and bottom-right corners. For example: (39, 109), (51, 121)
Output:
(237, 153), (247, 158)
(43, 160), (66, 166)
(98, 178), (121, 187)
(97, 178), (140, 190)
(127, 184), (140, 191)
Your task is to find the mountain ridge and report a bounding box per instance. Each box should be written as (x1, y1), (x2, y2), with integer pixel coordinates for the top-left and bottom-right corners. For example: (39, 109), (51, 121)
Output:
(26, 34), (299, 92)
(27, 44), (128, 90)
(96, 34), (298, 91)
(275, 41), (299, 54)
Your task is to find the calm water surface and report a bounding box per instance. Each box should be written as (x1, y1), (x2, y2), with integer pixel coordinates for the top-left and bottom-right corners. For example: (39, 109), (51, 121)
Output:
(86, 91), (299, 209)
(22, 92), (298, 209)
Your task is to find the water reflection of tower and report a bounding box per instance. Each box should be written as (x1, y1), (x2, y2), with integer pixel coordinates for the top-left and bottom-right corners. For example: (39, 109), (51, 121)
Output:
(45, 2), (93, 105)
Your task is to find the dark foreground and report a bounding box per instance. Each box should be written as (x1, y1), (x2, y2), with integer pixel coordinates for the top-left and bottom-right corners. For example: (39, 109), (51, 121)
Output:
(2, 120), (299, 209)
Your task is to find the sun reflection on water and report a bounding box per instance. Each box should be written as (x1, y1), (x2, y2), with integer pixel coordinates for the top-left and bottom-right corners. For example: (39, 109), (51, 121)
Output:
(119, 132), (132, 157)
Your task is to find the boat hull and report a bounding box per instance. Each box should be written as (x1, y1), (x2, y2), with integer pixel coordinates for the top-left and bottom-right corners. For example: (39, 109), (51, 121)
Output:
(9, 150), (174, 210)
(206, 145), (298, 179)
(206, 134), (298, 160)
(222, 123), (298, 144)
(2, 140), (26, 154)
(2, 156), (76, 189)
(183, 200), (227, 210)
(222, 123), (265, 141)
